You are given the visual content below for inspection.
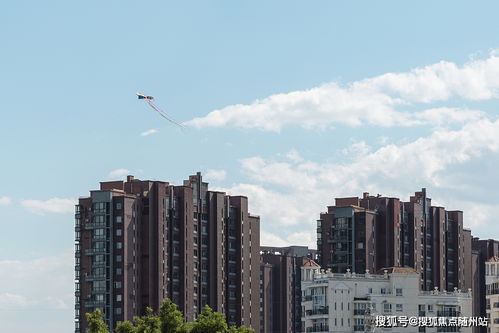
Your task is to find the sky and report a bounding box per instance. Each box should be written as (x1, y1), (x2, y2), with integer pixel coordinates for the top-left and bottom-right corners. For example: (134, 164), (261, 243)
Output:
(1, 1), (499, 331)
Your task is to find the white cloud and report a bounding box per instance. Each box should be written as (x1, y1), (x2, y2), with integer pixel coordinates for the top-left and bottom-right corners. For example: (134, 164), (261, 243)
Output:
(186, 51), (499, 131)
(204, 169), (227, 181)
(140, 128), (158, 136)
(0, 250), (73, 311)
(108, 168), (130, 178)
(0, 196), (11, 206)
(21, 198), (76, 214)
(285, 149), (304, 163)
(341, 141), (371, 157)
(219, 118), (499, 244)
(260, 231), (289, 247)
(0, 293), (33, 309)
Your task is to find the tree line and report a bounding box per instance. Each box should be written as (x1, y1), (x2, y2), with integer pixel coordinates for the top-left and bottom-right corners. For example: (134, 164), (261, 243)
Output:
(86, 298), (253, 333)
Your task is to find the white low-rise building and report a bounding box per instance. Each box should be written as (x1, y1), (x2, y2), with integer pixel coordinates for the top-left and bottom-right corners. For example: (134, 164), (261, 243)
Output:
(485, 256), (499, 332)
(301, 260), (473, 333)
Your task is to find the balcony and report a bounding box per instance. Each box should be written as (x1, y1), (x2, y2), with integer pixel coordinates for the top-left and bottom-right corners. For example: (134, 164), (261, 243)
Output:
(306, 325), (329, 332)
(305, 307), (329, 316)
(85, 274), (106, 281)
(354, 309), (366, 315)
(354, 325), (365, 331)
(83, 222), (106, 230)
(85, 248), (106, 255)
(437, 310), (460, 317)
(84, 300), (105, 308)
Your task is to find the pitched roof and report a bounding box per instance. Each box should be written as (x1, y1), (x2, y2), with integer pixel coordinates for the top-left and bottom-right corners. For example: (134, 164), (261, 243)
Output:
(302, 259), (320, 267)
(375, 267), (418, 275)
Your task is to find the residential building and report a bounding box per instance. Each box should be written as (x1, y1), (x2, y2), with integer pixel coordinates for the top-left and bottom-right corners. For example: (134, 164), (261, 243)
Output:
(259, 246), (317, 333)
(317, 189), (473, 293)
(486, 257), (499, 332)
(74, 173), (260, 332)
(473, 238), (499, 333)
(301, 261), (473, 333)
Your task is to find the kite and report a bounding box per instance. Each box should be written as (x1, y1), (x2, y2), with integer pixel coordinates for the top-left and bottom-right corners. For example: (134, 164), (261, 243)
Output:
(137, 92), (185, 128)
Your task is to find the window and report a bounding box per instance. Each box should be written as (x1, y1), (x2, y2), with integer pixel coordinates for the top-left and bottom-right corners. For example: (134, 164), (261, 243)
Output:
(116, 268), (122, 275)
(93, 202), (106, 213)
(357, 242), (364, 249)
(116, 242), (122, 249)
(115, 216), (122, 223)
(116, 203), (122, 210)
(428, 304), (434, 312)
(116, 255), (122, 262)
(116, 229), (122, 236)
(383, 303), (392, 313)
(396, 288), (403, 296)
(368, 288), (372, 294)
(381, 288), (388, 294)
(116, 294), (122, 302)
(396, 304), (403, 312)
(115, 307), (122, 315)
(115, 281), (122, 289)
(94, 229), (105, 237)
(94, 254), (105, 263)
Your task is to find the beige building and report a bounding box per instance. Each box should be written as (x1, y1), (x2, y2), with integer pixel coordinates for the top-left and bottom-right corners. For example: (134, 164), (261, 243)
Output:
(485, 256), (499, 332)
(301, 261), (473, 333)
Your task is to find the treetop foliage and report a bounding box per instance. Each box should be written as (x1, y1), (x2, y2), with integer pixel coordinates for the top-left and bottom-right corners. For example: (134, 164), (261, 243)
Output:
(85, 299), (253, 333)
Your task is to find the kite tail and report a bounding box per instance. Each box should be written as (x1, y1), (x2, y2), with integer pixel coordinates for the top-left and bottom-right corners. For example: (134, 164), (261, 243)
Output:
(146, 100), (186, 129)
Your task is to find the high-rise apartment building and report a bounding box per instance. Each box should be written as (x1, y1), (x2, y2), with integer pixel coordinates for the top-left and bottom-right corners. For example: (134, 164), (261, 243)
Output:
(74, 173), (260, 332)
(259, 246), (317, 333)
(317, 189), (473, 293)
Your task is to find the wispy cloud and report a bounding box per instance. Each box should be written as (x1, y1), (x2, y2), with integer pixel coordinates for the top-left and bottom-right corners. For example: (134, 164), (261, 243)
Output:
(205, 169), (227, 181)
(186, 51), (499, 131)
(21, 198), (76, 214)
(108, 168), (130, 179)
(0, 250), (73, 310)
(0, 196), (11, 206)
(140, 128), (158, 136)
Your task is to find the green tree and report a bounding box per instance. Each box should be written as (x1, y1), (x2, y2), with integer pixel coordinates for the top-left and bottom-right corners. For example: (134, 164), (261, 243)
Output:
(190, 305), (228, 333)
(159, 298), (185, 333)
(135, 307), (161, 333)
(115, 321), (137, 333)
(227, 326), (253, 333)
(86, 308), (110, 333)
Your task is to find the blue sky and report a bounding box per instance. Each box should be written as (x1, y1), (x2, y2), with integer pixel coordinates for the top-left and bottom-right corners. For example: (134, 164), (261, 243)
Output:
(2, 1), (499, 331)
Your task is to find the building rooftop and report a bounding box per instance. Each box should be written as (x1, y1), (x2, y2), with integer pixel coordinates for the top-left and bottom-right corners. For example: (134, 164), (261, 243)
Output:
(375, 267), (418, 275)
(302, 259), (320, 267)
